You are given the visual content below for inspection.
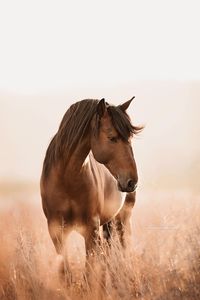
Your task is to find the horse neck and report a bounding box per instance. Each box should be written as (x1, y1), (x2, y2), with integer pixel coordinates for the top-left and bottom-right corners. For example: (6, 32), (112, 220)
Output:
(63, 136), (91, 176)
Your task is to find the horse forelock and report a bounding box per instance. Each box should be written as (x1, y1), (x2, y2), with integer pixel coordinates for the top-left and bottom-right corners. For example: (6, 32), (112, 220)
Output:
(107, 105), (143, 141)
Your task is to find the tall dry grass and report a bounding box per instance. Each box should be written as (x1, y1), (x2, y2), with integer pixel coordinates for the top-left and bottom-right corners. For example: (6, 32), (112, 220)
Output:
(0, 188), (200, 300)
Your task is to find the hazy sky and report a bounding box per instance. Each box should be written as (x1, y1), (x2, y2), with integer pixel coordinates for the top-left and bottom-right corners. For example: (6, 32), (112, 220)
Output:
(0, 0), (200, 93)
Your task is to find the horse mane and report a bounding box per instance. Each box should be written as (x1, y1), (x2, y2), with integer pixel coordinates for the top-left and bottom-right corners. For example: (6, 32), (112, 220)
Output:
(42, 99), (143, 178)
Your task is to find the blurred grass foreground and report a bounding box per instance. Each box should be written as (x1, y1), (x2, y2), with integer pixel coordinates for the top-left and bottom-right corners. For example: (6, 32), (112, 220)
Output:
(0, 183), (200, 300)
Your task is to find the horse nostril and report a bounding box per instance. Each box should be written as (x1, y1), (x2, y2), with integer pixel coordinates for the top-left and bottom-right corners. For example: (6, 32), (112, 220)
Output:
(127, 179), (137, 191)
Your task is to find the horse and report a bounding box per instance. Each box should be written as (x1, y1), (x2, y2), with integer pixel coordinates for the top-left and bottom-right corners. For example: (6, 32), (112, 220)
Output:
(40, 97), (143, 280)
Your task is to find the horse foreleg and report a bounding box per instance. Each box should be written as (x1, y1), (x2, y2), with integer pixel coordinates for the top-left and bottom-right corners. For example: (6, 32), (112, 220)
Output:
(85, 216), (101, 256)
(48, 218), (72, 284)
(103, 221), (113, 246)
(48, 218), (65, 254)
(84, 217), (103, 287)
(115, 192), (136, 248)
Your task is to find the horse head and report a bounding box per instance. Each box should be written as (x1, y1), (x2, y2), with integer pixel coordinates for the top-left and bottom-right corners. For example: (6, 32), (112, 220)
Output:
(91, 97), (142, 193)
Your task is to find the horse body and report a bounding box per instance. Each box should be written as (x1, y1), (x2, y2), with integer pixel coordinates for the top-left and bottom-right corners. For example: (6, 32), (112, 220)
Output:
(41, 152), (124, 232)
(40, 97), (142, 275)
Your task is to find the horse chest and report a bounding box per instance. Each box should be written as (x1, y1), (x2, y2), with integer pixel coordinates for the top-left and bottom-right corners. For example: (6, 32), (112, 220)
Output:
(100, 192), (126, 225)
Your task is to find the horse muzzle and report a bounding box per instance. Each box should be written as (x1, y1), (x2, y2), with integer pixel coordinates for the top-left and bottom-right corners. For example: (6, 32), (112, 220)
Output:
(117, 178), (138, 193)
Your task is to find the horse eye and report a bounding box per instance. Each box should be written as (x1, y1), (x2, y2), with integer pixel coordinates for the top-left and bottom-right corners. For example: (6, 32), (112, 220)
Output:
(109, 136), (118, 143)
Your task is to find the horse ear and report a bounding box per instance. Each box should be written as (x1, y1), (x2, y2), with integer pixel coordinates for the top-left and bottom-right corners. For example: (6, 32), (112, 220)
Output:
(97, 98), (107, 118)
(118, 96), (135, 112)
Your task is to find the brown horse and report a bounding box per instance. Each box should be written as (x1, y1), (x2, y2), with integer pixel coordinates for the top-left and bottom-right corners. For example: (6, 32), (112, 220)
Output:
(40, 97), (142, 278)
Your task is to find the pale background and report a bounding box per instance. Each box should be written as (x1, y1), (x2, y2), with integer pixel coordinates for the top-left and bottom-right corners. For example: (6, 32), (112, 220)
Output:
(0, 0), (200, 193)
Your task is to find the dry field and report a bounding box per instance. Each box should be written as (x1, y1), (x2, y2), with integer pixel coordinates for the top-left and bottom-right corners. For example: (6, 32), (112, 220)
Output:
(0, 185), (199, 300)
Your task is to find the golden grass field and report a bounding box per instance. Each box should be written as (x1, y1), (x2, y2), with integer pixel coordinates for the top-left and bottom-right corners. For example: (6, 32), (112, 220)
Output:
(0, 184), (200, 300)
